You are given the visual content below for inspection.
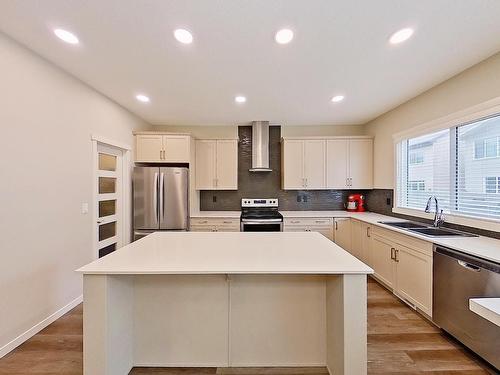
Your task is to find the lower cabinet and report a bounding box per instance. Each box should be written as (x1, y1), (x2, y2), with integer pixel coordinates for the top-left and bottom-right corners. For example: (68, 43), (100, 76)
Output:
(283, 218), (334, 241)
(190, 218), (240, 232)
(350, 219), (372, 265)
(370, 227), (433, 317)
(333, 218), (351, 251)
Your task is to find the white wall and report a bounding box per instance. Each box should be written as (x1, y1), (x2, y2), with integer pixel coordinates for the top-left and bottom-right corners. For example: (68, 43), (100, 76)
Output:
(281, 124), (365, 137)
(0, 33), (148, 354)
(153, 125), (238, 139)
(365, 52), (500, 188)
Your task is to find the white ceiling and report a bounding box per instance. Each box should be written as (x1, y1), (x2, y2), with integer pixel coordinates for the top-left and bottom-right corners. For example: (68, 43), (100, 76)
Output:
(1, 0), (500, 126)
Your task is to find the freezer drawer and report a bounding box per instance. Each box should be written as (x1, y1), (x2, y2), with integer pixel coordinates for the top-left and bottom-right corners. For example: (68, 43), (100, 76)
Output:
(433, 246), (500, 370)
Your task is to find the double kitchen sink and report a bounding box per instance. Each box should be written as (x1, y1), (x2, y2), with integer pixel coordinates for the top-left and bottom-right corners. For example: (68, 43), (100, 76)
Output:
(378, 221), (478, 238)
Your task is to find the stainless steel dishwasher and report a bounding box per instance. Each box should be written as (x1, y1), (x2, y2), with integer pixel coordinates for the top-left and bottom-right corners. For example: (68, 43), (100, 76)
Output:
(433, 245), (500, 370)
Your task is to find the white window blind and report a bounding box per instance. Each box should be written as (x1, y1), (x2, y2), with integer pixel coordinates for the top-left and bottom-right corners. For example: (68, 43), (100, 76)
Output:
(397, 114), (500, 220)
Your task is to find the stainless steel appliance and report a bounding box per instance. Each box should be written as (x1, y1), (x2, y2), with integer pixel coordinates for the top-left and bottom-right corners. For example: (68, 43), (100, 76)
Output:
(133, 167), (189, 240)
(240, 198), (283, 231)
(433, 245), (500, 370)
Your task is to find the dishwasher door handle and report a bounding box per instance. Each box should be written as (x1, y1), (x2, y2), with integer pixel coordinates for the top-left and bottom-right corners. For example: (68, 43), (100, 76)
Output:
(457, 260), (481, 272)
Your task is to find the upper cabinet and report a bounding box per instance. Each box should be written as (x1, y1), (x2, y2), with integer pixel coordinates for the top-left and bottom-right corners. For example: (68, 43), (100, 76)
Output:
(135, 133), (190, 163)
(282, 139), (326, 190)
(282, 136), (373, 190)
(195, 139), (238, 190)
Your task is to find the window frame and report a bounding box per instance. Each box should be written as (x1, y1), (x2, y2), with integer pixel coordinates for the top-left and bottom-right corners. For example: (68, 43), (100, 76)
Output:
(392, 97), (500, 232)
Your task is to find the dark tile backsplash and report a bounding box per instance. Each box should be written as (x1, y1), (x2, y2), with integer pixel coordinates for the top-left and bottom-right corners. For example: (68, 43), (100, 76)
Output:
(200, 126), (499, 239)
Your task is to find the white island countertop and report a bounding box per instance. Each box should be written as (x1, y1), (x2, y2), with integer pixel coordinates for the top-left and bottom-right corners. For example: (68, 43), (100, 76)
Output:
(470, 298), (500, 327)
(77, 231), (373, 275)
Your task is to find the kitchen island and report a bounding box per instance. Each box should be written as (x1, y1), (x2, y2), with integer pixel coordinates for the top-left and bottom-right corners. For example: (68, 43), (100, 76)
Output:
(77, 232), (373, 375)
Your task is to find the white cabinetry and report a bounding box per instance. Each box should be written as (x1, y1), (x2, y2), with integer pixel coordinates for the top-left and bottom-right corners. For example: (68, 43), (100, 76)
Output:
(135, 133), (190, 163)
(333, 218), (351, 252)
(195, 140), (238, 190)
(190, 217), (240, 232)
(282, 140), (326, 189)
(326, 138), (373, 189)
(370, 227), (433, 316)
(350, 219), (372, 264)
(284, 218), (333, 241)
(282, 137), (372, 190)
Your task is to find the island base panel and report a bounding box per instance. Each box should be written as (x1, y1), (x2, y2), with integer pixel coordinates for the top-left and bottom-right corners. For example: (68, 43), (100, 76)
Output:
(83, 274), (367, 375)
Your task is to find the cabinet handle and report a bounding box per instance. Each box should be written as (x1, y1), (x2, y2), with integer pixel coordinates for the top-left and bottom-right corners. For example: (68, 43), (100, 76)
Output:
(315, 220), (326, 223)
(305, 178), (308, 188)
(160, 150), (162, 160)
(395, 249), (399, 262)
(366, 227), (371, 238)
(223, 221), (232, 224)
(199, 220), (208, 224)
(390, 247), (395, 260)
(291, 220), (300, 224)
(335, 221), (338, 230)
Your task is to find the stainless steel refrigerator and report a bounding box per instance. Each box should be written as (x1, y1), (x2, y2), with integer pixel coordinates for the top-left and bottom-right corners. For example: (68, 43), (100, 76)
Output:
(133, 167), (189, 240)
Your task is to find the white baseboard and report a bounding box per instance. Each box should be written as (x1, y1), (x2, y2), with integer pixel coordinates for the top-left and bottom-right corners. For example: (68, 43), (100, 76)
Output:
(0, 295), (83, 359)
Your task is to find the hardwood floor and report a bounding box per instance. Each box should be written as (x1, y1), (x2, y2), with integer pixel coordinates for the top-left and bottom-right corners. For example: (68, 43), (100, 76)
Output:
(0, 277), (496, 374)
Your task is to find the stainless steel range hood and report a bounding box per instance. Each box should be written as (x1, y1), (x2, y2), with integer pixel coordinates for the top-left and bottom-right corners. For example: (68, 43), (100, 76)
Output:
(249, 121), (272, 172)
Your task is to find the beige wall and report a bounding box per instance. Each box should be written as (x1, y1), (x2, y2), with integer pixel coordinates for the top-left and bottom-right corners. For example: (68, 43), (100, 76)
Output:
(365, 52), (500, 188)
(153, 125), (238, 139)
(281, 124), (365, 137)
(0, 33), (148, 353)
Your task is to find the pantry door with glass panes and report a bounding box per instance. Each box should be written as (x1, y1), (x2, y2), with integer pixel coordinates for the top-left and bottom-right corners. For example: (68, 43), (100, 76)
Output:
(95, 143), (123, 258)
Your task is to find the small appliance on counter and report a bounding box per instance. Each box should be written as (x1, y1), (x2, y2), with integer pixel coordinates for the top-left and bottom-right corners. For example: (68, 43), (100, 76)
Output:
(346, 194), (365, 212)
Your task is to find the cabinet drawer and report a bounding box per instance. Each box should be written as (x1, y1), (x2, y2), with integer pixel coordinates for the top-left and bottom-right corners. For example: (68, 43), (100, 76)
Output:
(190, 225), (216, 232)
(284, 217), (333, 226)
(190, 217), (240, 226)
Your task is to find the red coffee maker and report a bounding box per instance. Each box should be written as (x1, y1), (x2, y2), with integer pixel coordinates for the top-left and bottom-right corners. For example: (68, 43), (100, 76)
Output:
(346, 194), (365, 212)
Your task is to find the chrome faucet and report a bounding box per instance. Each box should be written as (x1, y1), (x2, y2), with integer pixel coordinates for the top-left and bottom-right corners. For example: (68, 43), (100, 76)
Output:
(425, 196), (445, 227)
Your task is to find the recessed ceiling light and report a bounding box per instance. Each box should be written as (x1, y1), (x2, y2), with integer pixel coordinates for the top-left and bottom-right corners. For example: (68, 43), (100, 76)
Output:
(389, 27), (414, 45)
(331, 95), (345, 103)
(235, 96), (247, 103)
(174, 29), (193, 44)
(53, 28), (79, 44)
(136, 94), (150, 103)
(275, 29), (294, 44)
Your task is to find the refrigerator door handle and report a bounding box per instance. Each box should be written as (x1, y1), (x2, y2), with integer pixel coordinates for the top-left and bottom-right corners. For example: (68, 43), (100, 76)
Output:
(153, 172), (159, 223)
(159, 172), (165, 220)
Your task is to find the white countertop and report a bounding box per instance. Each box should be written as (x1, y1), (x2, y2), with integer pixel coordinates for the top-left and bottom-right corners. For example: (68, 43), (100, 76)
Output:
(191, 210), (500, 263)
(469, 298), (500, 327)
(77, 231), (373, 275)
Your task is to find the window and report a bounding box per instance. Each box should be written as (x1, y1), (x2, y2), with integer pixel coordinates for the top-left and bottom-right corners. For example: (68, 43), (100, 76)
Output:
(485, 177), (500, 194)
(409, 152), (424, 164)
(397, 114), (500, 220)
(474, 137), (499, 159)
(409, 180), (425, 191)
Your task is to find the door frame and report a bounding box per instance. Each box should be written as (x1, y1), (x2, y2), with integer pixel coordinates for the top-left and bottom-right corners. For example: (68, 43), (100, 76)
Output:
(91, 134), (132, 259)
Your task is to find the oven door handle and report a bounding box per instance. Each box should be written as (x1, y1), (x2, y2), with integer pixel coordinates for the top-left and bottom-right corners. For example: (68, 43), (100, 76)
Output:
(241, 220), (283, 224)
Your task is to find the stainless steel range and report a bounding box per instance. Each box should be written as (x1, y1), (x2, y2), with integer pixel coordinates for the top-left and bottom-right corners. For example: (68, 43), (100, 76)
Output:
(240, 198), (283, 232)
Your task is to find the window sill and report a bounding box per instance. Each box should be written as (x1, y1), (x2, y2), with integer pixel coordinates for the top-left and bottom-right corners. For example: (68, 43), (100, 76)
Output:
(392, 207), (500, 233)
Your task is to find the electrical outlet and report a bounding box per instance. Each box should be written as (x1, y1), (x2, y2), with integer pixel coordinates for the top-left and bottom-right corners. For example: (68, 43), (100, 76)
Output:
(296, 195), (301, 202)
(303, 195), (308, 202)
(213, 195), (217, 203)
(386, 197), (391, 206)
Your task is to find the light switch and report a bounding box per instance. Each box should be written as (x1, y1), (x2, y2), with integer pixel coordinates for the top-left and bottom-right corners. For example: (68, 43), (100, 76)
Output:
(81, 202), (89, 214)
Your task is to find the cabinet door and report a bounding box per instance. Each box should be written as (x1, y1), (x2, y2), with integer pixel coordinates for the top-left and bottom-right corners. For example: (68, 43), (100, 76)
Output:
(164, 136), (190, 162)
(370, 234), (395, 288)
(282, 140), (304, 190)
(195, 140), (217, 190)
(395, 245), (432, 316)
(135, 135), (164, 162)
(309, 226), (334, 241)
(334, 218), (351, 252)
(350, 220), (363, 260)
(348, 139), (373, 189)
(216, 140), (238, 190)
(326, 139), (348, 189)
(304, 140), (326, 189)
(361, 223), (372, 266)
